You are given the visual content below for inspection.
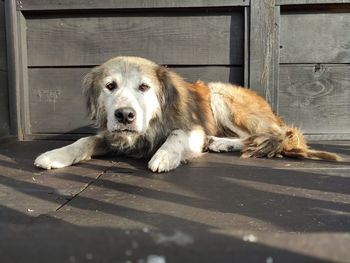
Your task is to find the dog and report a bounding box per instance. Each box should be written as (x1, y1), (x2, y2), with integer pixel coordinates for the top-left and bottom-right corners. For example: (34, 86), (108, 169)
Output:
(34, 56), (341, 173)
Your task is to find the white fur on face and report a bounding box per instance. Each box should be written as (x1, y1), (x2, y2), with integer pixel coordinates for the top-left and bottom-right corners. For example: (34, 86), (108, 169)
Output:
(99, 67), (161, 134)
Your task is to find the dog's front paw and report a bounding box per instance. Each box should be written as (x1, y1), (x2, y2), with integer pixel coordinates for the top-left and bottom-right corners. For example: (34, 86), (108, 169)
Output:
(34, 150), (74, 170)
(148, 150), (181, 173)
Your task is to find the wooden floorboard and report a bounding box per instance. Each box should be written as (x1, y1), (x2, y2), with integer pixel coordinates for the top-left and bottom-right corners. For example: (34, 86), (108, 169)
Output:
(0, 140), (349, 262)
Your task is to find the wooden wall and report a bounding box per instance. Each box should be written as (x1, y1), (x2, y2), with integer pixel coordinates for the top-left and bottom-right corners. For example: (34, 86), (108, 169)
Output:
(0, 0), (9, 137)
(278, 6), (350, 139)
(3, 0), (350, 140)
(20, 5), (246, 138)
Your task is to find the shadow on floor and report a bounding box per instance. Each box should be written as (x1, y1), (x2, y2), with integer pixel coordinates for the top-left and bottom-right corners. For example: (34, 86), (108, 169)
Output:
(1, 202), (331, 263)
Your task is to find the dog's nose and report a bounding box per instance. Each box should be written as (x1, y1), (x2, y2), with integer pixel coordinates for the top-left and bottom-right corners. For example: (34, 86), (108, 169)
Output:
(114, 107), (136, 124)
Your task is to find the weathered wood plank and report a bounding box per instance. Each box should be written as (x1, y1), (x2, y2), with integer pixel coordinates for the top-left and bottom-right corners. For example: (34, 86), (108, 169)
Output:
(280, 12), (350, 63)
(243, 7), (250, 87)
(28, 68), (93, 134)
(173, 66), (243, 85)
(26, 13), (244, 67)
(0, 140), (115, 217)
(0, 0), (6, 71)
(18, 13), (32, 141)
(2, 140), (349, 262)
(18, 0), (250, 10)
(278, 65), (350, 135)
(4, 0), (23, 138)
(0, 0), (9, 137)
(28, 66), (243, 134)
(4, 12), (31, 140)
(0, 71), (9, 137)
(273, 6), (280, 113)
(249, 0), (278, 106)
(277, 0), (350, 5)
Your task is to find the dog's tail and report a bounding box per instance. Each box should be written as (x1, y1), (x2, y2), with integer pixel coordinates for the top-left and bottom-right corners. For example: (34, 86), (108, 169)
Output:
(241, 127), (341, 161)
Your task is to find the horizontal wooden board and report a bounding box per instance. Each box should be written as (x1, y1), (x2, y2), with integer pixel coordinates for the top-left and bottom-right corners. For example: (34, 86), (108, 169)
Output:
(18, 0), (249, 10)
(277, 0), (350, 5)
(28, 66), (243, 134)
(28, 68), (94, 134)
(280, 12), (350, 63)
(173, 66), (243, 85)
(26, 12), (244, 67)
(0, 71), (9, 136)
(278, 65), (350, 135)
(0, 0), (7, 71)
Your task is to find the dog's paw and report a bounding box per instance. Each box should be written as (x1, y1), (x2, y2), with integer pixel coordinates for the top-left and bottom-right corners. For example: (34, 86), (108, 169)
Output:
(34, 150), (73, 170)
(148, 149), (181, 173)
(206, 136), (242, 152)
(207, 138), (231, 152)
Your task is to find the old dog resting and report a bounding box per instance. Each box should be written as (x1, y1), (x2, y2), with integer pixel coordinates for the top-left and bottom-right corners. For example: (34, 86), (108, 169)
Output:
(34, 56), (341, 173)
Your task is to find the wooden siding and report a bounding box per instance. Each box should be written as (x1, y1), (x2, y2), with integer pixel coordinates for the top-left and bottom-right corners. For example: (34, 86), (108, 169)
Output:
(278, 8), (350, 139)
(277, 0), (350, 5)
(279, 65), (350, 134)
(249, 0), (279, 107)
(280, 12), (350, 64)
(0, 0), (6, 70)
(0, 71), (9, 136)
(26, 12), (244, 67)
(0, 0), (9, 137)
(17, 0), (250, 10)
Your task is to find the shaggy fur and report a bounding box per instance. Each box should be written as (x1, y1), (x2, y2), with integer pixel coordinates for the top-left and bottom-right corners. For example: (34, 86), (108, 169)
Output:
(34, 56), (341, 173)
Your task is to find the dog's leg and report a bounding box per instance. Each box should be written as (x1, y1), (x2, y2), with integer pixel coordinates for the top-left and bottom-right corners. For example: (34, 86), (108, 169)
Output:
(34, 135), (109, 170)
(206, 136), (243, 152)
(148, 128), (205, 173)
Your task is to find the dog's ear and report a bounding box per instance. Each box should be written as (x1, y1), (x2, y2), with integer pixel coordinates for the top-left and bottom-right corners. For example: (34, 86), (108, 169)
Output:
(156, 66), (179, 110)
(82, 67), (100, 120)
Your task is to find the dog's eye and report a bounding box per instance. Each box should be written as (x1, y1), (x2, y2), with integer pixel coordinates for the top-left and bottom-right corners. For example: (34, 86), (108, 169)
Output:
(138, 83), (150, 92)
(105, 82), (117, 91)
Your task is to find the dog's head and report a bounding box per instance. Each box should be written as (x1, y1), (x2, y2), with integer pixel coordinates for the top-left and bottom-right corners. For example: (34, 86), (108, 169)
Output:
(83, 56), (178, 135)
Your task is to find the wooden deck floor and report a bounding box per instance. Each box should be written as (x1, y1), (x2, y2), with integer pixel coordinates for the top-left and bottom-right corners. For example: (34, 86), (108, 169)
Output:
(0, 140), (350, 262)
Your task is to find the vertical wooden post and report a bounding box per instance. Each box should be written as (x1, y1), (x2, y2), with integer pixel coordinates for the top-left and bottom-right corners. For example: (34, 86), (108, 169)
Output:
(243, 6), (250, 88)
(249, 0), (279, 110)
(4, 0), (21, 138)
(0, 0), (9, 137)
(4, 1), (28, 140)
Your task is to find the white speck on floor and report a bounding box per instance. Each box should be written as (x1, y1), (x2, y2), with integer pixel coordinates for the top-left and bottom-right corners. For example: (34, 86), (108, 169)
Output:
(85, 253), (93, 260)
(132, 240), (139, 249)
(153, 230), (194, 246)
(147, 255), (166, 263)
(125, 249), (132, 257)
(243, 234), (258, 242)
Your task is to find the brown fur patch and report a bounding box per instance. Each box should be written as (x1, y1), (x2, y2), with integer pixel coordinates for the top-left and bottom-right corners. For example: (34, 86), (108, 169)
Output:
(306, 150), (342, 161)
(224, 86), (283, 135)
(188, 81), (217, 136)
(242, 134), (283, 158)
(157, 67), (217, 136)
